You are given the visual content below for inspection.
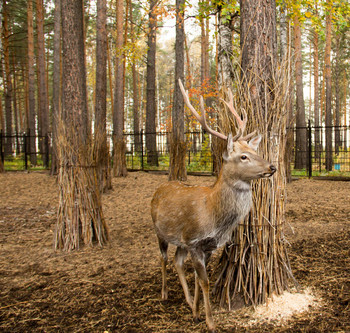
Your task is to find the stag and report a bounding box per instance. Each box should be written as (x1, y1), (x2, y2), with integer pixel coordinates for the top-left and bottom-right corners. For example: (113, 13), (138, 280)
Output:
(151, 80), (276, 332)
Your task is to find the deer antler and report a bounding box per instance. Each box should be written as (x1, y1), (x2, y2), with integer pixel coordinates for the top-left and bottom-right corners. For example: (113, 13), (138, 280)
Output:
(178, 79), (227, 141)
(221, 89), (256, 141)
(179, 80), (257, 142)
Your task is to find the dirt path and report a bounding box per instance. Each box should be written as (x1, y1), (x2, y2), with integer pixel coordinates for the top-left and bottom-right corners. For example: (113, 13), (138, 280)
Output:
(0, 171), (349, 332)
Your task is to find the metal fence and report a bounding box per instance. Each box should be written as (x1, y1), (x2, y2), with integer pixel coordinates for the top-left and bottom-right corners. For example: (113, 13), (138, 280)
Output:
(293, 123), (350, 178)
(1, 126), (350, 178)
(122, 130), (214, 173)
(0, 130), (50, 170)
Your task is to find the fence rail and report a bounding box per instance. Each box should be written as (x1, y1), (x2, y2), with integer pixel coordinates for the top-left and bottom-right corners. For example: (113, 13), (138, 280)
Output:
(1, 125), (350, 178)
(0, 130), (50, 171)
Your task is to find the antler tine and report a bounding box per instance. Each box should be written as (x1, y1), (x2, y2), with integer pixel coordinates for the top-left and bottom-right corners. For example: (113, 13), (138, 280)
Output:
(221, 90), (247, 134)
(178, 79), (227, 141)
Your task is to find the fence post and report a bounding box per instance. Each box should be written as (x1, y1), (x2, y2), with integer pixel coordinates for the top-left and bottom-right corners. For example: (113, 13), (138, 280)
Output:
(308, 120), (312, 178)
(140, 129), (144, 171)
(24, 130), (29, 170)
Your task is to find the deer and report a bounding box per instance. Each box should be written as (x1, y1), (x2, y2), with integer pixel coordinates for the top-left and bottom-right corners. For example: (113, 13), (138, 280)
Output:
(151, 80), (276, 333)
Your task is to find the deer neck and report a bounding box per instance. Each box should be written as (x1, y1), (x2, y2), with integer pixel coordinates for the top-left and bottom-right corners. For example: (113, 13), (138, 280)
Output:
(212, 167), (252, 220)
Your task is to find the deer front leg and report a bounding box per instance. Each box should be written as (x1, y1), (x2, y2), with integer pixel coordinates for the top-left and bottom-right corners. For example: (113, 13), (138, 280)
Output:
(174, 246), (193, 308)
(190, 249), (216, 333)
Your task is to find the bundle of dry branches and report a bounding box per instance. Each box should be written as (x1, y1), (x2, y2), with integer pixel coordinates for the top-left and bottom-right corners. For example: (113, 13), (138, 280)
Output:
(213, 60), (296, 308)
(54, 121), (109, 251)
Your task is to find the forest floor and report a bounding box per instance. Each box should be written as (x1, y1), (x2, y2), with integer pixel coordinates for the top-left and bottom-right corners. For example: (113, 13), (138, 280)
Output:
(0, 171), (349, 333)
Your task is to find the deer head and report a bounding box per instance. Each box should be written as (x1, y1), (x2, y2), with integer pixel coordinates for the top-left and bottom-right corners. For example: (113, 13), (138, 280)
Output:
(178, 79), (276, 181)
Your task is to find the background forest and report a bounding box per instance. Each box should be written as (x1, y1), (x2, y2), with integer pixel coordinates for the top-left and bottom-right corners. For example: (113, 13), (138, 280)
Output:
(0, 0), (350, 176)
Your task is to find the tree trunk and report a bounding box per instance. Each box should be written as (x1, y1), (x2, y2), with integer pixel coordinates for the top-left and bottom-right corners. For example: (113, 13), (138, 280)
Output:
(214, 2), (237, 174)
(106, 38), (114, 113)
(12, 55), (20, 153)
(279, 1), (287, 62)
(36, 0), (49, 167)
(2, 0), (12, 155)
(199, 1), (209, 85)
(217, 2), (235, 90)
(0, 94), (4, 135)
(169, 0), (187, 181)
(325, 1), (333, 171)
(343, 69), (347, 150)
(282, 7), (294, 182)
(334, 35), (341, 155)
(313, 21), (321, 160)
(145, 0), (158, 166)
(214, 0), (293, 308)
(55, 0), (108, 251)
(113, 0), (127, 176)
(95, 0), (111, 192)
(129, 0), (141, 153)
(27, 0), (37, 165)
(51, 0), (61, 175)
(293, 15), (307, 169)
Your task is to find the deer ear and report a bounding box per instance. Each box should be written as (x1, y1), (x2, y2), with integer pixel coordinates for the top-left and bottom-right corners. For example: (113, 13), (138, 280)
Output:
(223, 134), (234, 161)
(248, 134), (262, 151)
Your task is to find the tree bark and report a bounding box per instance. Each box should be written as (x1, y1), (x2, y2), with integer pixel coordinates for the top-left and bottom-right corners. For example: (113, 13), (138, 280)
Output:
(113, 0), (127, 176)
(12, 55), (20, 153)
(129, 0), (141, 152)
(2, 0), (12, 155)
(95, 0), (111, 191)
(36, 0), (49, 167)
(240, 0), (277, 116)
(51, 0), (61, 175)
(334, 34), (341, 155)
(313, 21), (321, 159)
(325, 1), (333, 171)
(169, 0), (187, 181)
(145, 0), (158, 166)
(214, 2), (236, 175)
(217, 2), (235, 90)
(293, 15), (307, 169)
(27, 0), (37, 165)
(279, 1), (288, 62)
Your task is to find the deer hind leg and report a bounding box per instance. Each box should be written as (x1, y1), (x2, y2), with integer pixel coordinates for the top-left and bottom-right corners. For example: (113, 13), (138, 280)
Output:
(190, 249), (216, 333)
(193, 272), (201, 322)
(157, 237), (168, 300)
(174, 246), (193, 309)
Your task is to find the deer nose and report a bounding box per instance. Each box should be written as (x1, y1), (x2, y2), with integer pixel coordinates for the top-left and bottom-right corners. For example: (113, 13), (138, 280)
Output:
(269, 165), (277, 174)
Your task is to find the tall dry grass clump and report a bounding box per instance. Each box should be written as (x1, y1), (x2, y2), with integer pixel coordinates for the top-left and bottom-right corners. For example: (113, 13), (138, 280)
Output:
(213, 60), (296, 308)
(54, 120), (109, 251)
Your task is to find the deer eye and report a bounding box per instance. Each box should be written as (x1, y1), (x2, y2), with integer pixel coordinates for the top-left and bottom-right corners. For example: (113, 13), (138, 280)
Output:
(241, 155), (248, 161)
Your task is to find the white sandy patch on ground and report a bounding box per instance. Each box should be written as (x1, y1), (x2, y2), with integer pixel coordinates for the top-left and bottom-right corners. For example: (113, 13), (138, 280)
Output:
(246, 288), (320, 325)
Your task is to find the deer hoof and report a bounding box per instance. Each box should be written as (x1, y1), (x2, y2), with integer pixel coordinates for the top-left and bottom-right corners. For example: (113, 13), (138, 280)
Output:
(193, 316), (203, 324)
(161, 290), (168, 301)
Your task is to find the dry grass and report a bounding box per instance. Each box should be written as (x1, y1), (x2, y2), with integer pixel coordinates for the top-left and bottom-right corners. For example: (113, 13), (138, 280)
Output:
(54, 121), (109, 251)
